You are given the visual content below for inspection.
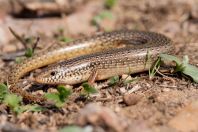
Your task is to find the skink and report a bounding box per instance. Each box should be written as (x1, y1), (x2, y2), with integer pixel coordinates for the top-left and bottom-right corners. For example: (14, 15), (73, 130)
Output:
(8, 30), (174, 103)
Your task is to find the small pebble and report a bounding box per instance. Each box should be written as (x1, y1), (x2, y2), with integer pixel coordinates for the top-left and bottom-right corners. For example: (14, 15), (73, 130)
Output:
(119, 87), (126, 94)
(123, 93), (141, 106)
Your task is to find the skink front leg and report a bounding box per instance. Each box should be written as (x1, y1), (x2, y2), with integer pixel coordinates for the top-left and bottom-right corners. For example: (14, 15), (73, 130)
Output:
(88, 69), (98, 85)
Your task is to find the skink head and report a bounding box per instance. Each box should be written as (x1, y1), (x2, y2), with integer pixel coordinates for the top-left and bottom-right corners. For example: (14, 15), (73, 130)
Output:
(34, 67), (66, 85)
(34, 65), (87, 85)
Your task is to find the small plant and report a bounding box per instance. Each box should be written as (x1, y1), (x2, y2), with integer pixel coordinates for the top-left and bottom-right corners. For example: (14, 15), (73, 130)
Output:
(92, 10), (113, 26)
(59, 125), (90, 132)
(45, 85), (72, 107)
(4, 94), (42, 114)
(82, 82), (98, 97)
(59, 37), (73, 43)
(25, 47), (34, 57)
(15, 57), (24, 64)
(149, 57), (161, 80)
(0, 83), (9, 102)
(105, 0), (117, 9)
(108, 75), (119, 86)
(160, 54), (198, 83)
(9, 27), (39, 58)
(55, 28), (73, 43)
(0, 83), (43, 115)
(123, 77), (138, 85)
(24, 37), (39, 58)
(4, 94), (23, 114)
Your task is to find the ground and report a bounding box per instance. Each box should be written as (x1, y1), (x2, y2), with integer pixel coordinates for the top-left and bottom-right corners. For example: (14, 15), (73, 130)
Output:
(0, 0), (198, 132)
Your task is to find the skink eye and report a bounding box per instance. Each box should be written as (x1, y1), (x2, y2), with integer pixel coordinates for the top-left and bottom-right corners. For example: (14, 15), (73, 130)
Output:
(50, 71), (56, 76)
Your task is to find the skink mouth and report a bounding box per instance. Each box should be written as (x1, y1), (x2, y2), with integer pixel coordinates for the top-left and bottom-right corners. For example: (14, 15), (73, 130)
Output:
(33, 77), (50, 84)
(30, 76), (43, 84)
(32, 76), (65, 85)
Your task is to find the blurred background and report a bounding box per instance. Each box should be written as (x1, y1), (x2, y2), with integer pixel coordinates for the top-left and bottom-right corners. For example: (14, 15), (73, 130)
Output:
(0, 0), (197, 49)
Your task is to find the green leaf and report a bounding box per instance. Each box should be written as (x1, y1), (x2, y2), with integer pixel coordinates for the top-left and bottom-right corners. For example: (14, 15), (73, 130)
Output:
(3, 94), (22, 111)
(123, 77), (138, 85)
(92, 15), (101, 25)
(45, 86), (71, 107)
(1, 87), (43, 114)
(59, 126), (82, 132)
(108, 75), (119, 86)
(15, 57), (24, 64)
(25, 48), (33, 57)
(99, 11), (113, 19)
(12, 104), (43, 114)
(82, 83), (98, 94)
(0, 83), (8, 102)
(182, 56), (198, 83)
(182, 55), (189, 65)
(59, 37), (73, 43)
(160, 54), (198, 83)
(20, 104), (44, 112)
(92, 11), (113, 25)
(149, 57), (161, 79)
(160, 54), (184, 72)
(57, 85), (72, 102)
(105, 0), (117, 8)
(45, 93), (64, 107)
(182, 63), (198, 83)
(160, 54), (181, 64)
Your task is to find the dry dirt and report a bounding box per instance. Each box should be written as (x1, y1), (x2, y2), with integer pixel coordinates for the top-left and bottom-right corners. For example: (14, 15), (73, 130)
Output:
(0, 0), (198, 132)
